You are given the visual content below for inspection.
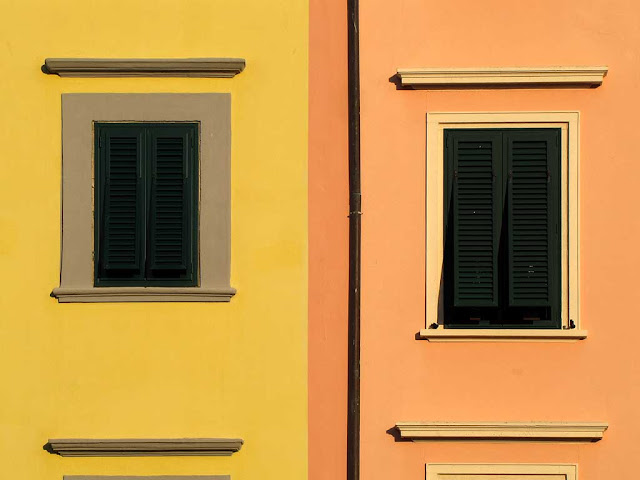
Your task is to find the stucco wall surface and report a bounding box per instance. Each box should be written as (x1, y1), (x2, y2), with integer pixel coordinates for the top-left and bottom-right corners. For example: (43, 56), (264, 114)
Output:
(308, 0), (349, 479)
(0, 1), (308, 479)
(359, 1), (640, 479)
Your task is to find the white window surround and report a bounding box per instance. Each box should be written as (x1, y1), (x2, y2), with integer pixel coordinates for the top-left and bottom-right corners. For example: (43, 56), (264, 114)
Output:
(396, 421), (607, 441)
(420, 112), (585, 342)
(395, 66), (607, 88)
(426, 463), (577, 480)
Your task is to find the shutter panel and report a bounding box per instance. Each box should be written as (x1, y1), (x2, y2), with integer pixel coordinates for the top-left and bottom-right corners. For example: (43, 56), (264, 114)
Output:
(98, 126), (145, 278)
(147, 125), (196, 279)
(506, 130), (560, 309)
(450, 131), (502, 307)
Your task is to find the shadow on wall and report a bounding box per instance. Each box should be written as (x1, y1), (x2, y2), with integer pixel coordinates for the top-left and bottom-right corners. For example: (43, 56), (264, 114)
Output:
(42, 442), (56, 454)
(385, 426), (413, 443)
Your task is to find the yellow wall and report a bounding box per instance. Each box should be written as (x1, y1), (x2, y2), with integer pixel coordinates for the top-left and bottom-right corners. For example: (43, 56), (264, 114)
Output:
(0, 1), (308, 479)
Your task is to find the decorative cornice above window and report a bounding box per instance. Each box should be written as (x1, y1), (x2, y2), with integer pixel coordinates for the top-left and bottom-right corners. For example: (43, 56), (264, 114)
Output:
(46, 438), (244, 456)
(42, 58), (245, 78)
(395, 422), (608, 441)
(395, 66), (608, 88)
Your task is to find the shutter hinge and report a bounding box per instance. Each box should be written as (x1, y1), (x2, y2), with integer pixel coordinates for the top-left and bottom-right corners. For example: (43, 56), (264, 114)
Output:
(508, 169), (513, 182)
(547, 169), (551, 183)
(454, 169), (458, 179)
(98, 136), (102, 148)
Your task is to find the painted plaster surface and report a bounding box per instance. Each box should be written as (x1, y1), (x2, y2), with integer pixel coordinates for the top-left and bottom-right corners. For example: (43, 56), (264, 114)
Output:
(308, 0), (349, 479)
(0, 1), (307, 479)
(359, 0), (640, 479)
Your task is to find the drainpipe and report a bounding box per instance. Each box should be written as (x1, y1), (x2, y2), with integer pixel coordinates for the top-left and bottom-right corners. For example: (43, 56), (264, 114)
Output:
(347, 0), (361, 478)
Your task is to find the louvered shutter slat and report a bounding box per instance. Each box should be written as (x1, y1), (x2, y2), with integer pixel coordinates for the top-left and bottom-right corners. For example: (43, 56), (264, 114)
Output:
(506, 131), (560, 309)
(451, 132), (501, 307)
(148, 126), (195, 278)
(100, 128), (144, 276)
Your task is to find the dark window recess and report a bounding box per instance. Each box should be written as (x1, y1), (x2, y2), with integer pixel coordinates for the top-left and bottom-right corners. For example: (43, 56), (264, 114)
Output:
(94, 123), (198, 286)
(444, 129), (561, 329)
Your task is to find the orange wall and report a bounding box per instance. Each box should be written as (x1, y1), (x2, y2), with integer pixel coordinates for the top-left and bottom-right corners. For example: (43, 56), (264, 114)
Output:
(360, 0), (640, 479)
(309, 0), (349, 479)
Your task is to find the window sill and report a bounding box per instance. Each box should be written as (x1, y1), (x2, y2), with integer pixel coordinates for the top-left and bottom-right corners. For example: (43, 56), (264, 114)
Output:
(418, 329), (587, 342)
(51, 287), (236, 303)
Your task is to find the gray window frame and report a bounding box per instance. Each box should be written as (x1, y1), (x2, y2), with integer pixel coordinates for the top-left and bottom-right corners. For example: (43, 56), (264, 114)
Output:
(51, 93), (235, 302)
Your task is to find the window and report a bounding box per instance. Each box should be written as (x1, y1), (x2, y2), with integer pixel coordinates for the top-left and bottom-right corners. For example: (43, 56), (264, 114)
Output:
(94, 123), (198, 286)
(444, 129), (560, 329)
(51, 93), (235, 302)
(420, 112), (584, 341)
(426, 463), (577, 480)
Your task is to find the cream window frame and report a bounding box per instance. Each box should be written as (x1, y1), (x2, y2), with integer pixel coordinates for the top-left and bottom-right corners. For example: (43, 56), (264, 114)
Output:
(426, 463), (577, 480)
(420, 112), (584, 341)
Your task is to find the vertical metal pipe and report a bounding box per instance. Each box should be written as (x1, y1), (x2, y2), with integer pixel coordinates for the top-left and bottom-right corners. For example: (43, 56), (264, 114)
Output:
(347, 0), (361, 477)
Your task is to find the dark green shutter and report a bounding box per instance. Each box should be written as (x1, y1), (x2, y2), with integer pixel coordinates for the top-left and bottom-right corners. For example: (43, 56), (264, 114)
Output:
(449, 131), (502, 307)
(147, 125), (197, 280)
(98, 126), (145, 278)
(95, 123), (198, 286)
(505, 130), (560, 311)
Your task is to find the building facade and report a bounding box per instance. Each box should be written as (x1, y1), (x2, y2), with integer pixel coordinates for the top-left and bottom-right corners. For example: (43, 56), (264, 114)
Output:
(308, 0), (349, 478)
(0, 0), (310, 479)
(3, 1), (639, 480)
(358, 0), (640, 479)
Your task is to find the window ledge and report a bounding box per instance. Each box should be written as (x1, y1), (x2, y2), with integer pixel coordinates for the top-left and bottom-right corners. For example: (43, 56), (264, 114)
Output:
(396, 421), (607, 441)
(43, 58), (245, 78)
(396, 66), (607, 87)
(51, 287), (236, 303)
(418, 329), (587, 342)
(46, 437), (243, 456)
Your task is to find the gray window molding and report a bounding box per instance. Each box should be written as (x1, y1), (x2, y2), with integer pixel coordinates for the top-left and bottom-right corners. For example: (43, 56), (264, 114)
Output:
(43, 58), (245, 78)
(51, 93), (235, 303)
(47, 438), (243, 456)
